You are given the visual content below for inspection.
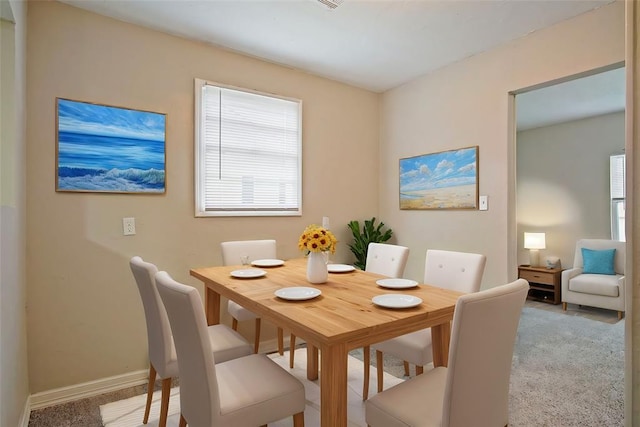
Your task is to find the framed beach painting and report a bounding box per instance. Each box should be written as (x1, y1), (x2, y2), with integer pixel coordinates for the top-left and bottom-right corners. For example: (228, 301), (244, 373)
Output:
(56, 98), (166, 193)
(400, 146), (478, 210)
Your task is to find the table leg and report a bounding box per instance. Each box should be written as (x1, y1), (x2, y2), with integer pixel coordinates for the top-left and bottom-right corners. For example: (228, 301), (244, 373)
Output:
(204, 286), (220, 326)
(306, 345), (319, 381)
(320, 343), (348, 427)
(431, 321), (451, 367)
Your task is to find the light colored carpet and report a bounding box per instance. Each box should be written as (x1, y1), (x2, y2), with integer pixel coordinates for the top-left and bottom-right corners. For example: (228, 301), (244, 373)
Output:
(100, 348), (404, 427)
(508, 307), (624, 426)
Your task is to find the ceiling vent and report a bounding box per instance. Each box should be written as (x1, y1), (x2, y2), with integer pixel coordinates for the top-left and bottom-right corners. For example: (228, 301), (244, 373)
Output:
(316, 0), (343, 10)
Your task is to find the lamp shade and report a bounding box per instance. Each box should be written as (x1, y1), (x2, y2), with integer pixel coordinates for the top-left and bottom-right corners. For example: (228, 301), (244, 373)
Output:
(524, 232), (546, 250)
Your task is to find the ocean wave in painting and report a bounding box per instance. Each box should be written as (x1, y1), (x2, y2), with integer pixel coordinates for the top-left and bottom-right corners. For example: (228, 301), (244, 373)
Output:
(58, 167), (165, 192)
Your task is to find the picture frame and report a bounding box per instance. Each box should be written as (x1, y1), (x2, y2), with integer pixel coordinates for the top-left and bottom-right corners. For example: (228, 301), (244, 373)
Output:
(399, 146), (478, 210)
(56, 98), (166, 194)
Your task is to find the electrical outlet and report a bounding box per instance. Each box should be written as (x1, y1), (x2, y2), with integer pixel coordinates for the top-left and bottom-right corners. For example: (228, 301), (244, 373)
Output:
(123, 217), (136, 235)
(479, 196), (488, 211)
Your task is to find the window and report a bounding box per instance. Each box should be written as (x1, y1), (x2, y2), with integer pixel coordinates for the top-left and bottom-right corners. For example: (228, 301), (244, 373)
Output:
(610, 154), (625, 242)
(195, 79), (302, 217)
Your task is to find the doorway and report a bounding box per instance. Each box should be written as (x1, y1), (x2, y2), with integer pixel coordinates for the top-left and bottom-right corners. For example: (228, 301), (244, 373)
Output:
(511, 64), (626, 423)
(515, 66), (626, 269)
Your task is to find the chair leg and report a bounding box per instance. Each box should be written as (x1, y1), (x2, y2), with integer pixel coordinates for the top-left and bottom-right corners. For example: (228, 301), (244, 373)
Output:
(232, 317), (239, 330)
(562, 302), (567, 311)
(158, 377), (172, 427)
(376, 350), (384, 393)
(293, 411), (305, 427)
(416, 365), (424, 375)
(403, 361), (410, 376)
(290, 334), (297, 368)
(362, 346), (370, 400)
(254, 318), (261, 353)
(143, 364), (157, 424)
(179, 413), (187, 427)
(278, 327), (284, 355)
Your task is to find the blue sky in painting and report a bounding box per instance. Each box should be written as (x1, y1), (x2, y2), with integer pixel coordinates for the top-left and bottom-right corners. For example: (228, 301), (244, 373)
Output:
(58, 98), (165, 142)
(400, 147), (476, 192)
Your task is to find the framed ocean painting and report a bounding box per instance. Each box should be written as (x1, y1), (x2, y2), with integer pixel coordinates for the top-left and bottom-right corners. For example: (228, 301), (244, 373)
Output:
(56, 98), (166, 193)
(399, 146), (478, 210)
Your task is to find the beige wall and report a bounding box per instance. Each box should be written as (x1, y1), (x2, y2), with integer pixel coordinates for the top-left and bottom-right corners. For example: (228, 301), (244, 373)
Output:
(517, 112), (625, 268)
(26, 1), (380, 393)
(1, 0), (29, 425)
(379, 1), (625, 287)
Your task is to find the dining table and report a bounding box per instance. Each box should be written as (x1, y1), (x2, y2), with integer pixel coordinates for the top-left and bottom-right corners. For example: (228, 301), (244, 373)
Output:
(190, 257), (463, 427)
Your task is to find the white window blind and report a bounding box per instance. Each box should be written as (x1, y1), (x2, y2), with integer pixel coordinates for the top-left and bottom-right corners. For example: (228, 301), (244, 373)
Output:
(610, 154), (625, 199)
(610, 154), (625, 242)
(195, 79), (302, 217)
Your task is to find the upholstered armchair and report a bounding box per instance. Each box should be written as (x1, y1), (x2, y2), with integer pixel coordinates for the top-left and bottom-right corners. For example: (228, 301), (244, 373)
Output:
(561, 239), (625, 319)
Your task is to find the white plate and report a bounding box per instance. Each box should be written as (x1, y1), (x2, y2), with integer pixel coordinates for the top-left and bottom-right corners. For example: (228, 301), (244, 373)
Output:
(376, 278), (419, 289)
(230, 269), (267, 279)
(372, 294), (423, 309)
(251, 259), (285, 268)
(328, 264), (356, 273)
(274, 287), (322, 301)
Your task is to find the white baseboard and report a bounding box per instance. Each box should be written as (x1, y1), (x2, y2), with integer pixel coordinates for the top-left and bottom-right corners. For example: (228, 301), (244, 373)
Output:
(20, 395), (31, 427)
(27, 338), (297, 412)
(29, 369), (148, 410)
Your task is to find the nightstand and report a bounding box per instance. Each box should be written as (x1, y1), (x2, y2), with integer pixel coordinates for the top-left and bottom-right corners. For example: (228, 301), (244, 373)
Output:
(518, 265), (563, 304)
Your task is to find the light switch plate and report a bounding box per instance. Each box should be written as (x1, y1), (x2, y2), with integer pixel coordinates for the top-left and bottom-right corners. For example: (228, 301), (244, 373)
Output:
(479, 196), (488, 211)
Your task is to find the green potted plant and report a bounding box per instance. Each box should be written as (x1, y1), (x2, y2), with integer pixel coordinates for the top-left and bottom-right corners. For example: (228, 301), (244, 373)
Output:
(347, 217), (393, 270)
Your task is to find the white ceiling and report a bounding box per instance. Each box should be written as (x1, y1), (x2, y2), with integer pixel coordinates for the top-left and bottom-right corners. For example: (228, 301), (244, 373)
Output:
(60, 0), (624, 128)
(517, 67), (625, 130)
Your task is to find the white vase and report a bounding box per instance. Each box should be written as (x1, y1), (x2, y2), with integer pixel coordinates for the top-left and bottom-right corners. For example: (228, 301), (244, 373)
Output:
(307, 251), (328, 284)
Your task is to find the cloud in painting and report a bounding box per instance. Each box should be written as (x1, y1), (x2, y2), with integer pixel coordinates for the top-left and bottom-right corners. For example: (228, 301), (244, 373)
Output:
(400, 147), (477, 192)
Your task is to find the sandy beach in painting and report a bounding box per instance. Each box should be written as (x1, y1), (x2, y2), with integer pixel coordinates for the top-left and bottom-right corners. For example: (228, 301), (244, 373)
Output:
(400, 184), (476, 209)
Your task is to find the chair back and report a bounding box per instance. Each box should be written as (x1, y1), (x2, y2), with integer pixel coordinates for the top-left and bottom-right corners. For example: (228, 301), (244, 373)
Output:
(442, 279), (528, 427)
(129, 256), (174, 378)
(424, 249), (486, 292)
(365, 242), (410, 278)
(221, 239), (277, 266)
(156, 271), (221, 427)
(572, 239), (625, 274)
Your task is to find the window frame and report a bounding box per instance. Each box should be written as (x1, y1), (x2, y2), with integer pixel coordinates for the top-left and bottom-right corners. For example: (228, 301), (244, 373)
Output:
(194, 78), (303, 217)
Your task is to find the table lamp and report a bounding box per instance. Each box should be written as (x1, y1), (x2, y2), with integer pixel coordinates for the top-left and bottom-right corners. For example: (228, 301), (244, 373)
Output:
(524, 232), (546, 267)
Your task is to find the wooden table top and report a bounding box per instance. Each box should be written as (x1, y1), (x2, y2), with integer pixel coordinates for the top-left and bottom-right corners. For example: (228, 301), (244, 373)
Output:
(190, 258), (462, 351)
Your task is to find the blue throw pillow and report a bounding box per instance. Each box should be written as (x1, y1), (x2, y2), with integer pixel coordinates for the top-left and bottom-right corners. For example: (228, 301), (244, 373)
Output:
(581, 248), (616, 275)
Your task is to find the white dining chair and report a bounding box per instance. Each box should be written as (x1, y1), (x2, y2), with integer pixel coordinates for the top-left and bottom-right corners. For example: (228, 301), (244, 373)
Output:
(155, 271), (305, 427)
(289, 243), (409, 373)
(368, 250), (486, 399)
(352, 243), (409, 399)
(129, 256), (253, 427)
(365, 279), (529, 427)
(221, 239), (285, 355)
(365, 242), (411, 278)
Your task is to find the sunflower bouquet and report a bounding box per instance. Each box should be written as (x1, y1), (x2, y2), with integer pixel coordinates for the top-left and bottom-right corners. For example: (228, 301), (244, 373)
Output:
(298, 224), (337, 254)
